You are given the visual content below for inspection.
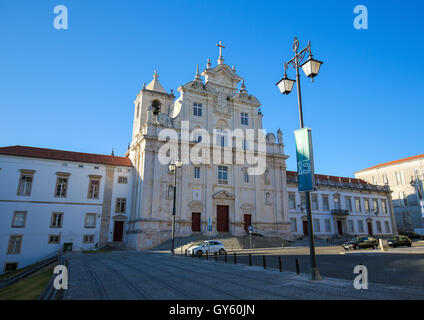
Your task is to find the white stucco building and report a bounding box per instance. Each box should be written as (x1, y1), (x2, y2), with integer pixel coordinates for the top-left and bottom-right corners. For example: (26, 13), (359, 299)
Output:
(0, 146), (133, 273)
(287, 171), (396, 239)
(355, 154), (424, 232)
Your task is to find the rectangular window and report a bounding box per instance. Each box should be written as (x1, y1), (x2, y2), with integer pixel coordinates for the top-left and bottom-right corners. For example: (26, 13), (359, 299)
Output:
(373, 199), (379, 214)
(88, 178), (100, 199)
(12, 211), (27, 228)
(376, 221), (382, 233)
(301, 193), (306, 210)
(355, 198), (361, 212)
(241, 112), (249, 125)
(382, 173), (388, 185)
(48, 234), (60, 244)
(7, 235), (22, 254)
(364, 199), (370, 213)
(345, 197), (352, 212)
(322, 195), (329, 211)
(311, 194), (319, 210)
(333, 196), (341, 210)
(115, 198), (127, 213)
(4, 263), (18, 272)
(348, 220), (354, 233)
(325, 219), (331, 232)
(50, 212), (64, 228)
(17, 171), (34, 196)
(216, 130), (228, 147)
(288, 193), (296, 209)
(395, 172), (401, 185)
(118, 176), (128, 184)
(243, 171), (249, 183)
(384, 221), (391, 233)
(194, 167), (200, 180)
(400, 171), (405, 185)
(83, 235), (95, 244)
(358, 220), (364, 233)
(55, 174), (70, 197)
(242, 139), (248, 151)
(313, 219), (320, 233)
(381, 199), (388, 214)
(290, 218), (297, 232)
(84, 213), (96, 228)
(193, 103), (202, 117)
(218, 166), (228, 184)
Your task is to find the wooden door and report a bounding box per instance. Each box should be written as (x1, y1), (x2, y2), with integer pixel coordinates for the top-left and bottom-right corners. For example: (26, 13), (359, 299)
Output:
(192, 212), (201, 232)
(367, 222), (373, 235)
(337, 221), (343, 235)
(244, 214), (252, 232)
(303, 220), (308, 236)
(217, 205), (229, 232)
(113, 221), (124, 241)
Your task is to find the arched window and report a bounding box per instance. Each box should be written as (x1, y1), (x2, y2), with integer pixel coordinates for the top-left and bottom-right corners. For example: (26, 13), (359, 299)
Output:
(152, 100), (161, 115)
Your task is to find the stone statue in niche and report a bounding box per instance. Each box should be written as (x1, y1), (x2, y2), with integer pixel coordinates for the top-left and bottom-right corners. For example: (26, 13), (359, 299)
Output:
(264, 169), (271, 185)
(265, 192), (272, 205)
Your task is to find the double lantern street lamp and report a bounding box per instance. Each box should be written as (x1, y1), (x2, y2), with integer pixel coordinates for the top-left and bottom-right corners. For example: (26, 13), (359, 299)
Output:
(169, 160), (182, 255)
(276, 37), (323, 280)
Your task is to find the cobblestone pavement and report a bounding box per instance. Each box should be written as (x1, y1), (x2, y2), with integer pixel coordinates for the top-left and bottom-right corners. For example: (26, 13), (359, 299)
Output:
(64, 251), (424, 300)
(178, 243), (424, 288)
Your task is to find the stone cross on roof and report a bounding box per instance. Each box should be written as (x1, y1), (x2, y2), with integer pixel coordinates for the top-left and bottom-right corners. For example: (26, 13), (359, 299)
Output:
(216, 41), (226, 64)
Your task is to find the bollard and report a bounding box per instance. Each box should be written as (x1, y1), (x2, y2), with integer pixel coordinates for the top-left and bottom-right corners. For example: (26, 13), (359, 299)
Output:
(279, 256), (282, 272)
(234, 252), (237, 264)
(263, 255), (266, 269)
(214, 252), (218, 262)
(295, 258), (300, 275)
(206, 251), (208, 260)
(224, 251), (227, 263)
(248, 253), (252, 266)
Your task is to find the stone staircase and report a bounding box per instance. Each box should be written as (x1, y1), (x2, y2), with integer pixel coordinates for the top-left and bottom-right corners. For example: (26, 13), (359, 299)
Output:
(151, 235), (291, 253)
(103, 241), (127, 251)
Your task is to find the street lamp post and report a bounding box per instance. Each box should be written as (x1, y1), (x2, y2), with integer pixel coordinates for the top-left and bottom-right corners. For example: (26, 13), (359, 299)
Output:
(276, 37), (323, 280)
(169, 160), (182, 255)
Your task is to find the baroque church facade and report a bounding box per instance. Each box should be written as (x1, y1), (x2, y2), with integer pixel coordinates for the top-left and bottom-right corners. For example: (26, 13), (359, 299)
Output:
(126, 49), (291, 249)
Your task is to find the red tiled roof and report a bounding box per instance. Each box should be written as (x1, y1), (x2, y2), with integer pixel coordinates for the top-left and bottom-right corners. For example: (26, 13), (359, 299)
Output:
(354, 154), (424, 174)
(286, 170), (367, 185)
(0, 145), (133, 167)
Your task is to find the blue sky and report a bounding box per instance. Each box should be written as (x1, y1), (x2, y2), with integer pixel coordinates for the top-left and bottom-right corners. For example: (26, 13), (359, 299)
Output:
(0, 0), (423, 177)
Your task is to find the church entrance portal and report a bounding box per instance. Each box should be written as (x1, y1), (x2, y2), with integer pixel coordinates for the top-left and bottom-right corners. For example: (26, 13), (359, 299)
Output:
(217, 205), (229, 232)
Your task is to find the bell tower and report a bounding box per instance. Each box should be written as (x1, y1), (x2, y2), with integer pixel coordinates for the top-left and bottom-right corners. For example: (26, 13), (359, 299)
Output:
(131, 70), (175, 142)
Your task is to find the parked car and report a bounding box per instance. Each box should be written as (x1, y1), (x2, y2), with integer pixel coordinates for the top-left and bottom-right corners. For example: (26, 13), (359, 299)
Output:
(187, 240), (226, 257)
(387, 235), (412, 248)
(342, 236), (378, 250)
(400, 231), (423, 240)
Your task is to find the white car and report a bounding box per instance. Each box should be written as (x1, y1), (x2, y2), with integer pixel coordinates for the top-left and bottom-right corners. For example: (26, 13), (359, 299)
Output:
(187, 240), (226, 256)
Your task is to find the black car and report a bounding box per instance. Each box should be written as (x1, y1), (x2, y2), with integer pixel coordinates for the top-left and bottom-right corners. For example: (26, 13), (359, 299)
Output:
(342, 236), (378, 250)
(387, 235), (412, 248)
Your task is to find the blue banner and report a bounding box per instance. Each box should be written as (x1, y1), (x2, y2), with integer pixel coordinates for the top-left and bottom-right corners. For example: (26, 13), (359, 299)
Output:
(294, 127), (315, 191)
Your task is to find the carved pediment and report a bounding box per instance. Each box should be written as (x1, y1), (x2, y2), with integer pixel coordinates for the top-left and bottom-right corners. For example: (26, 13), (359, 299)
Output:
(212, 190), (235, 200)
